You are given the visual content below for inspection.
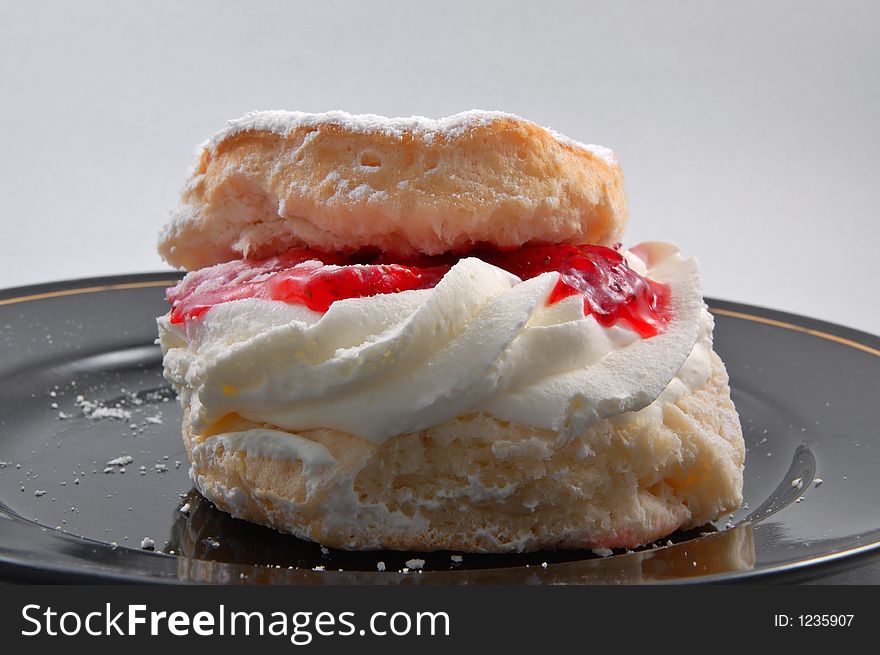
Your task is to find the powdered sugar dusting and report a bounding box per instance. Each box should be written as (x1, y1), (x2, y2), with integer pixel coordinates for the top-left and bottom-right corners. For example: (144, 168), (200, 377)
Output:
(75, 395), (131, 421)
(584, 144), (617, 165)
(208, 109), (617, 164)
(543, 126), (617, 165)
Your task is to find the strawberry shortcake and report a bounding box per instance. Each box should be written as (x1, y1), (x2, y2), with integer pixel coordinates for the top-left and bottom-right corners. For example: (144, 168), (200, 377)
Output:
(157, 110), (744, 553)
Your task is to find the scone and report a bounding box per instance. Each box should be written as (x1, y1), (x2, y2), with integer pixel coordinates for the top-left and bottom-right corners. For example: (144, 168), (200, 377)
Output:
(157, 110), (744, 553)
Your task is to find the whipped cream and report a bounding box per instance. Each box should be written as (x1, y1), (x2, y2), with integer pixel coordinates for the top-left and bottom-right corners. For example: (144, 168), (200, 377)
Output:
(158, 243), (711, 443)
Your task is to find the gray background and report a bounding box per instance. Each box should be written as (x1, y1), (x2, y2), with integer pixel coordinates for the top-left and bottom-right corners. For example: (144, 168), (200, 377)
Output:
(1, 0), (877, 333)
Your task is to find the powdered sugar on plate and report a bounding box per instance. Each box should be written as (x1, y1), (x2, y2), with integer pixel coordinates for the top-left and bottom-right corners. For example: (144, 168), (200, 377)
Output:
(75, 395), (131, 421)
(207, 109), (617, 165)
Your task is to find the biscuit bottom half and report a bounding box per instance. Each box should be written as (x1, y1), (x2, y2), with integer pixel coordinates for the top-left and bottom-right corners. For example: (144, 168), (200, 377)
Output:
(183, 349), (743, 553)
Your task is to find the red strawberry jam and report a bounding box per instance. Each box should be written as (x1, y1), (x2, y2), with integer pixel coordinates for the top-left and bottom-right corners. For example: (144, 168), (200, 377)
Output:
(167, 244), (670, 337)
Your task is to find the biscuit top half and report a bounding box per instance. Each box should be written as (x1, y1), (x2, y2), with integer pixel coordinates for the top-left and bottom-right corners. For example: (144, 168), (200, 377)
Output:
(159, 110), (627, 270)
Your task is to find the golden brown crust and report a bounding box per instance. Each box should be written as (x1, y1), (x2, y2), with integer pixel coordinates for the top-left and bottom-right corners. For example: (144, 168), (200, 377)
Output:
(159, 111), (627, 270)
(184, 350), (744, 553)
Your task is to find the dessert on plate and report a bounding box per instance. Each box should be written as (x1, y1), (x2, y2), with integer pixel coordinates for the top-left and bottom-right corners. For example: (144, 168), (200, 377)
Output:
(157, 110), (744, 553)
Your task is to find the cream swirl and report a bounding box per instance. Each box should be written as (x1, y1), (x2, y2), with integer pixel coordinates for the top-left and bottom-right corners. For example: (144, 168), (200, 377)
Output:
(158, 242), (709, 443)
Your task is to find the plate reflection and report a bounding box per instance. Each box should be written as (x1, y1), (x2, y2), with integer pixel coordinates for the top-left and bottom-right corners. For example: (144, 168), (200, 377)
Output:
(168, 490), (755, 584)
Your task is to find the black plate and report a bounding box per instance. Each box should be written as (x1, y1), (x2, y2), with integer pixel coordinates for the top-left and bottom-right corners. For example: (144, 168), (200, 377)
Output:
(0, 273), (878, 584)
